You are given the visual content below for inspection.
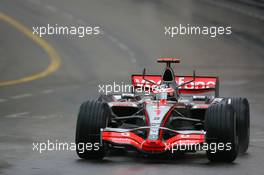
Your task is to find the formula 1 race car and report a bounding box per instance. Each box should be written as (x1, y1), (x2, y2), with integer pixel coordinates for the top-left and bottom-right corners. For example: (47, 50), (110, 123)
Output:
(75, 58), (250, 162)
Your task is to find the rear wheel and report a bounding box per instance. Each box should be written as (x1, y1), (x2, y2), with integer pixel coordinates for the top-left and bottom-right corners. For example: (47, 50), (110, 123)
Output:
(205, 103), (238, 162)
(230, 97), (250, 153)
(76, 100), (110, 159)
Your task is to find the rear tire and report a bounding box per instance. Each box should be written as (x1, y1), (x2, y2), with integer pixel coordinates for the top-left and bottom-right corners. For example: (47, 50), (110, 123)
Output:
(230, 97), (250, 153)
(75, 101), (110, 159)
(205, 103), (238, 162)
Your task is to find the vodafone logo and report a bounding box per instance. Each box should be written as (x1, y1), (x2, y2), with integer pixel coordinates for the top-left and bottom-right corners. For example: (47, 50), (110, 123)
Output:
(132, 75), (216, 90)
(177, 77), (215, 89)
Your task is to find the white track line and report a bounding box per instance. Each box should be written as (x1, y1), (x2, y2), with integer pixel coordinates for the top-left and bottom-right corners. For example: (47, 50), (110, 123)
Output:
(41, 89), (54, 94)
(203, 0), (264, 21)
(0, 88), (55, 103)
(26, 1), (138, 64)
(45, 5), (57, 13)
(33, 114), (63, 119)
(76, 19), (86, 25)
(251, 139), (264, 142)
(106, 34), (137, 63)
(0, 99), (7, 103)
(62, 12), (74, 20)
(4, 112), (30, 118)
(117, 43), (129, 51)
(10, 93), (33, 100)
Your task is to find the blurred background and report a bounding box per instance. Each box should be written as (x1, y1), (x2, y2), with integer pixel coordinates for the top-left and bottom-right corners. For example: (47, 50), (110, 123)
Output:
(0, 0), (263, 174)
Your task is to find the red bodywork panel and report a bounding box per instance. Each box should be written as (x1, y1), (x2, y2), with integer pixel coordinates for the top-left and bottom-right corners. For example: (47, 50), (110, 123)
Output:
(131, 75), (218, 94)
(102, 131), (205, 152)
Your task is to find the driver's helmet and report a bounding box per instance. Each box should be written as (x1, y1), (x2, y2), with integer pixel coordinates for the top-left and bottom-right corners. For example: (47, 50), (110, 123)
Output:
(153, 84), (175, 100)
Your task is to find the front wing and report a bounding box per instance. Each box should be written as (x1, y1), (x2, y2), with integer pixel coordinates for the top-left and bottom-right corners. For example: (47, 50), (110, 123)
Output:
(101, 127), (205, 153)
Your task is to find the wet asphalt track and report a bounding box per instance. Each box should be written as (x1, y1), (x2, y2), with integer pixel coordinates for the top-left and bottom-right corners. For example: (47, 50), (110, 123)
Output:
(0, 0), (264, 174)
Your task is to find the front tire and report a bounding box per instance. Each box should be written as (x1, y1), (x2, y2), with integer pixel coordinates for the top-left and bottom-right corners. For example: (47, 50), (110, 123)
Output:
(205, 103), (238, 162)
(75, 101), (110, 159)
(230, 97), (250, 153)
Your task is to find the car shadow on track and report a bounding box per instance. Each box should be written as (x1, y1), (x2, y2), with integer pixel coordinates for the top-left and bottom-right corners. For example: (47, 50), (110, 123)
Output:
(75, 150), (240, 167)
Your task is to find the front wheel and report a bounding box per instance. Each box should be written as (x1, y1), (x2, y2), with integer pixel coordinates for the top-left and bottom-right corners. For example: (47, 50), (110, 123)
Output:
(75, 100), (110, 159)
(205, 103), (238, 162)
(229, 97), (250, 153)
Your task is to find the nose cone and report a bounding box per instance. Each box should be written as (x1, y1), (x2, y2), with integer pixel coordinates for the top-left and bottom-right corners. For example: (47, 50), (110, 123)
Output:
(142, 140), (166, 152)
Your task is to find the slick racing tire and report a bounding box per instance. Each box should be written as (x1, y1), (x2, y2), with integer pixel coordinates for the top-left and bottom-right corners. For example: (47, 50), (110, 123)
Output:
(230, 97), (250, 153)
(205, 103), (238, 162)
(76, 100), (110, 159)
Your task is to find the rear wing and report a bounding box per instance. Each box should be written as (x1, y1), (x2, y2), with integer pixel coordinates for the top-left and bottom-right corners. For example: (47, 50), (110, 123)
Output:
(131, 75), (219, 97)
